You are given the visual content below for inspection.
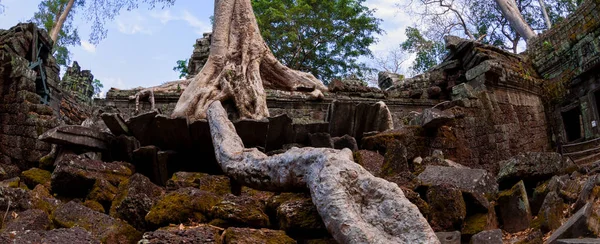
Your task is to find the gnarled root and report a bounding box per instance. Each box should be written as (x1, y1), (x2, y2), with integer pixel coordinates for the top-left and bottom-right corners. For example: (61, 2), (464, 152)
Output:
(171, 0), (327, 122)
(207, 101), (438, 244)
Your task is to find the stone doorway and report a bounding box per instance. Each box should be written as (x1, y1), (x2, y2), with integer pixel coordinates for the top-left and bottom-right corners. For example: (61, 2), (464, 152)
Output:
(562, 106), (583, 142)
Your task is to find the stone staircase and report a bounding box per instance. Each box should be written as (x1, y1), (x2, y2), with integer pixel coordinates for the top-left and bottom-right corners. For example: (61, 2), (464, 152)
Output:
(563, 137), (600, 165)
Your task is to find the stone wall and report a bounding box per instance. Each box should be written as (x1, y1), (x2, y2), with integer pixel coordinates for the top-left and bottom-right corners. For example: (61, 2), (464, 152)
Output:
(527, 0), (600, 80)
(187, 33), (211, 78)
(60, 61), (95, 104)
(0, 23), (91, 178)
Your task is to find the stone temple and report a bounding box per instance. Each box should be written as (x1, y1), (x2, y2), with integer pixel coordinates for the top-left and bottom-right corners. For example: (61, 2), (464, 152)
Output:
(0, 1), (599, 243)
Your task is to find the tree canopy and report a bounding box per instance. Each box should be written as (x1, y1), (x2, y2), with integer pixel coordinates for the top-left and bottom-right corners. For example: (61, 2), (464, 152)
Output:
(252, 0), (383, 84)
(32, 0), (84, 67)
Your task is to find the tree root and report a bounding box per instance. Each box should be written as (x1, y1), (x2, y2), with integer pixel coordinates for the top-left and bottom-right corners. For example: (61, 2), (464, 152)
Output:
(171, 0), (327, 122)
(207, 101), (439, 244)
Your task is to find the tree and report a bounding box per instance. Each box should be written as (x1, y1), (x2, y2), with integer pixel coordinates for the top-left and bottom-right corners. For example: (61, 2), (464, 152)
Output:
(92, 79), (103, 97)
(400, 27), (446, 74)
(494, 0), (536, 41)
(38, 0), (175, 45)
(251, 0), (383, 83)
(372, 47), (408, 74)
(32, 0), (83, 67)
(173, 59), (189, 79)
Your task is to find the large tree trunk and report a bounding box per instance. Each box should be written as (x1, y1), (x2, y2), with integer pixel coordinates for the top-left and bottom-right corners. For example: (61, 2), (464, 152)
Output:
(495, 0), (537, 41)
(171, 0), (327, 122)
(50, 0), (75, 43)
(207, 101), (438, 243)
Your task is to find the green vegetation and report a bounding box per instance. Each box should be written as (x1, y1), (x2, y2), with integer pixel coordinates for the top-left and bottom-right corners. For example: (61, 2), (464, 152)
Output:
(252, 0), (383, 83)
(173, 59), (189, 79)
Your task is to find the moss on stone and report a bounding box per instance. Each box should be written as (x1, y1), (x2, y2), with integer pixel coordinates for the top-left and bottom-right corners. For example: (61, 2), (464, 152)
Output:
(222, 227), (296, 244)
(145, 188), (220, 227)
(462, 213), (488, 235)
(21, 168), (51, 188)
(38, 154), (55, 170)
(109, 178), (130, 217)
(83, 200), (106, 213)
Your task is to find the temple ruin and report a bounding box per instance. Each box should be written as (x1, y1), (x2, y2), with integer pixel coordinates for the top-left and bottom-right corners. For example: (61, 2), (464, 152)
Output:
(0, 0), (600, 243)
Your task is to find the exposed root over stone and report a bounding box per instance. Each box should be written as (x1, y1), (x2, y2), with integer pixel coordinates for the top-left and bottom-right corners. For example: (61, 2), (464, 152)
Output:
(207, 101), (438, 244)
(171, 0), (327, 122)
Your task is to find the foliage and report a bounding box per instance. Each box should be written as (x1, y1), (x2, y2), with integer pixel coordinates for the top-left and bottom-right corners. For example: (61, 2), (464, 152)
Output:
(400, 27), (446, 74)
(92, 79), (103, 97)
(31, 0), (85, 67)
(252, 0), (383, 84)
(173, 59), (189, 79)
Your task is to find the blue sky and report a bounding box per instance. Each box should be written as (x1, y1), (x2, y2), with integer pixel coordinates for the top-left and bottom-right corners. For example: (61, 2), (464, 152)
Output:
(0, 0), (415, 96)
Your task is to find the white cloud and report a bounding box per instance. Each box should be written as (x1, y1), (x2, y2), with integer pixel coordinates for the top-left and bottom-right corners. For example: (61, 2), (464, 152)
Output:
(80, 40), (96, 53)
(149, 9), (211, 35)
(97, 77), (126, 98)
(115, 11), (153, 35)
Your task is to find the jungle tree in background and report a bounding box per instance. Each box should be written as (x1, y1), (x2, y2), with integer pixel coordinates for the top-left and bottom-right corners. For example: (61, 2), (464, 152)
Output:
(251, 0), (383, 84)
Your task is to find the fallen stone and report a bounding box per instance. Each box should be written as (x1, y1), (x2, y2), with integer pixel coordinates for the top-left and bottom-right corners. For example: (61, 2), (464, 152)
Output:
(3, 209), (50, 232)
(28, 185), (61, 215)
(469, 229), (503, 244)
(380, 142), (409, 177)
(86, 178), (118, 206)
(539, 191), (566, 231)
(436, 231), (461, 244)
(420, 108), (455, 129)
(234, 119), (269, 149)
(154, 115), (193, 151)
(547, 202), (600, 243)
(531, 175), (568, 215)
(0, 187), (32, 211)
(126, 111), (158, 146)
(555, 239), (600, 244)
(266, 114), (294, 151)
(427, 185), (467, 231)
(222, 227), (295, 244)
(497, 152), (576, 188)
(309, 133), (334, 148)
(53, 201), (141, 243)
(165, 172), (231, 194)
(145, 187), (221, 228)
(20, 167), (51, 189)
(50, 154), (133, 197)
(353, 150), (384, 176)
(210, 194), (270, 228)
(451, 83), (476, 100)
(132, 146), (167, 186)
(378, 71), (403, 90)
(101, 113), (129, 136)
(496, 181), (531, 233)
(0, 227), (100, 243)
(108, 135), (140, 162)
(332, 134), (359, 151)
(110, 174), (165, 231)
(139, 225), (222, 244)
(0, 164), (21, 181)
(574, 175), (598, 211)
(418, 166), (498, 197)
(0, 177), (21, 188)
(39, 125), (112, 151)
(385, 172), (422, 190)
(276, 197), (327, 238)
(292, 122), (330, 145)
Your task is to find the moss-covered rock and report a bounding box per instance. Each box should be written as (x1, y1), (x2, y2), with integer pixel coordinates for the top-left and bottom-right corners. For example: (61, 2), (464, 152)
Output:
(380, 142), (409, 177)
(110, 173), (164, 231)
(240, 186), (276, 203)
(360, 126), (427, 161)
(0, 227), (101, 243)
(20, 168), (51, 189)
(402, 187), (430, 219)
(139, 225), (222, 243)
(87, 179), (118, 208)
(29, 185), (60, 215)
(222, 227), (296, 244)
(496, 180), (532, 233)
(52, 201), (141, 243)
(276, 197), (327, 238)
(0, 177), (23, 188)
(83, 200), (105, 213)
(538, 191), (565, 232)
(145, 187), (220, 228)
(426, 184), (466, 231)
(166, 172), (231, 195)
(210, 194), (270, 228)
(0, 186), (33, 212)
(497, 152), (575, 188)
(50, 154), (133, 198)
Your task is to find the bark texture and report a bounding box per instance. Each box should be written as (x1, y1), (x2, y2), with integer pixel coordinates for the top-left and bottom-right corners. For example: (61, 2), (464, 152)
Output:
(50, 0), (75, 43)
(495, 0), (537, 41)
(207, 101), (438, 244)
(172, 0), (327, 122)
